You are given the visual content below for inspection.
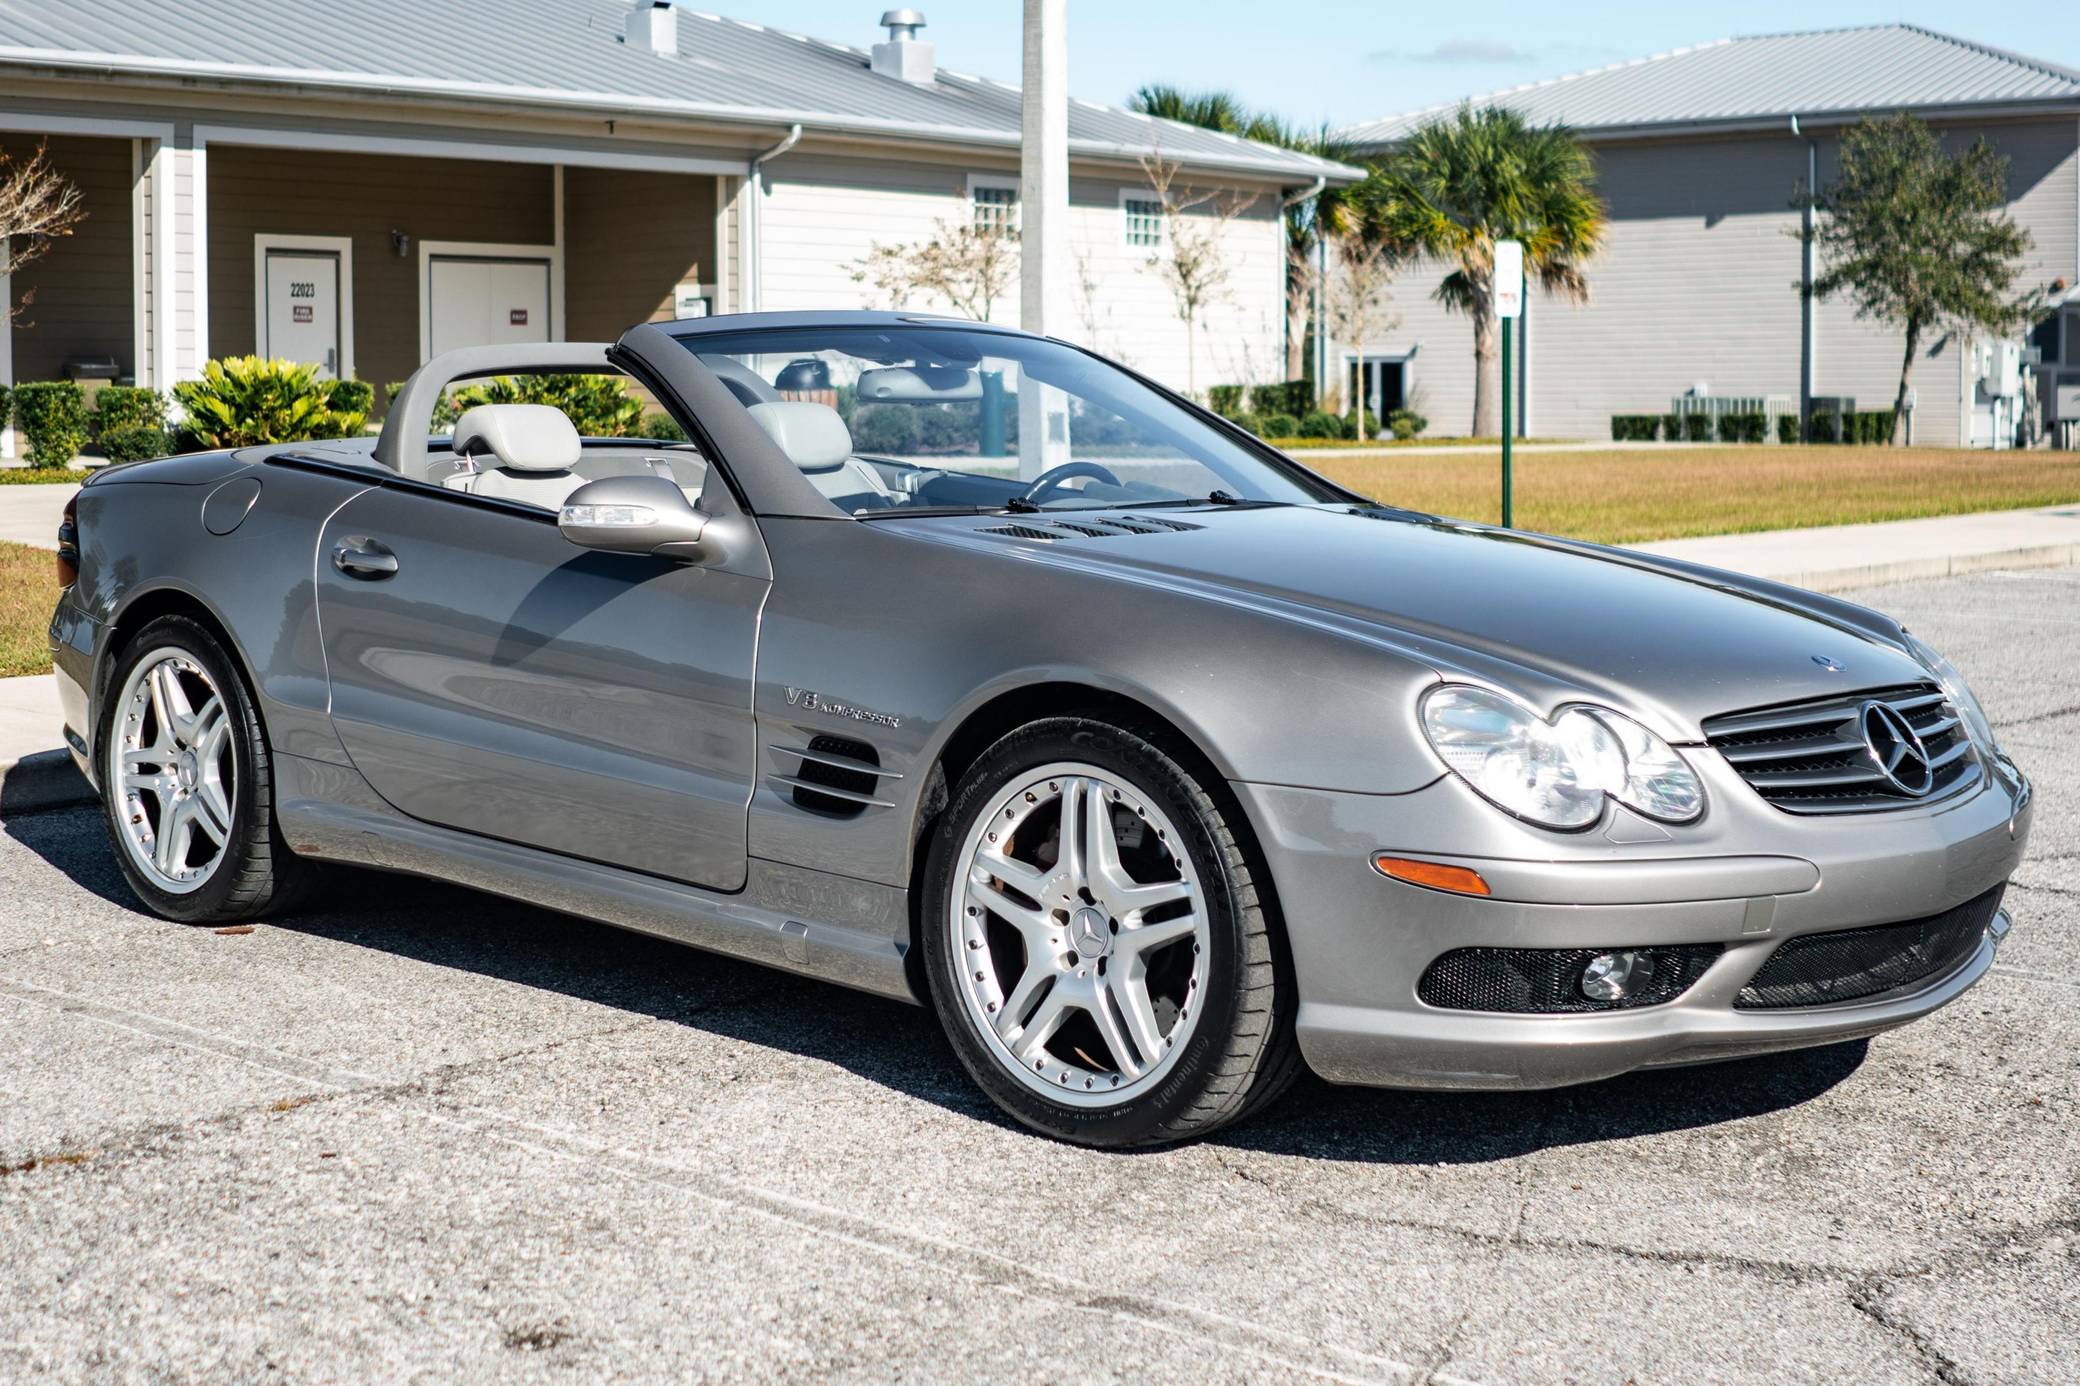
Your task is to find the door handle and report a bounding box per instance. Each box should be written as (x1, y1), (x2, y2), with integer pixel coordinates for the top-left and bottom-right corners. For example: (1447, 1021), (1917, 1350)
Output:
(332, 538), (398, 579)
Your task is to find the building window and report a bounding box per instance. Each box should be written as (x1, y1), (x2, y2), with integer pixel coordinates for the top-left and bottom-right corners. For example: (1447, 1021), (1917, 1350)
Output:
(969, 178), (1019, 234)
(1122, 195), (1165, 249)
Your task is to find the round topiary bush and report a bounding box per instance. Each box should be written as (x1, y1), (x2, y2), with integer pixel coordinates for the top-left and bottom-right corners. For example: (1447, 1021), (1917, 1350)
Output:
(1259, 411), (1302, 439)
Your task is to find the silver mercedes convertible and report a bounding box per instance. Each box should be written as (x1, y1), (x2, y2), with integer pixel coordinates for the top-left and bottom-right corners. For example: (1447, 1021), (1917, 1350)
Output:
(51, 312), (2032, 1147)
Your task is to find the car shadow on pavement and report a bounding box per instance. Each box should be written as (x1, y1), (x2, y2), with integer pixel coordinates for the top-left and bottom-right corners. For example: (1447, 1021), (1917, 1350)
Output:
(7, 805), (1867, 1163)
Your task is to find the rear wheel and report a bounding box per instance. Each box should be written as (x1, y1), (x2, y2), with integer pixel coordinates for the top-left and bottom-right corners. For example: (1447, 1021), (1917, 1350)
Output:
(922, 718), (1299, 1147)
(100, 615), (310, 923)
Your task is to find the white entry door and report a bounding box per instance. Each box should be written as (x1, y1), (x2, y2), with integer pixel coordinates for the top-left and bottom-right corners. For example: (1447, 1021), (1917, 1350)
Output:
(426, 255), (552, 359)
(261, 251), (343, 377)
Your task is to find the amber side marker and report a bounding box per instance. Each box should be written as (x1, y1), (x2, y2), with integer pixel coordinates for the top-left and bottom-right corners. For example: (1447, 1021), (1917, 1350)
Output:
(1372, 855), (1492, 897)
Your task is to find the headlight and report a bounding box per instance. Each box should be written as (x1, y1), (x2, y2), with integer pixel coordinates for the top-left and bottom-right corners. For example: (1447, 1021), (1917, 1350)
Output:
(1901, 632), (2000, 756)
(1419, 685), (1705, 830)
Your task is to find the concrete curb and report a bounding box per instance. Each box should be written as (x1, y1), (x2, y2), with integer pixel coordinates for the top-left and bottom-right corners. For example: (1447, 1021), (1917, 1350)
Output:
(0, 748), (95, 816)
(1757, 541), (2078, 595)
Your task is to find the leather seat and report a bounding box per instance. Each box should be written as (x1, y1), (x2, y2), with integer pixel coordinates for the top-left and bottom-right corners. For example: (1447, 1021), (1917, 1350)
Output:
(445, 404), (586, 508)
(744, 400), (901, 504)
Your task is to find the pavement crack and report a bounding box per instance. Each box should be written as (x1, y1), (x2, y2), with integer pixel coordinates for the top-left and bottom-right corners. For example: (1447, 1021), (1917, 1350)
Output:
(1847, 1276), (1975, 1386)
(1993, 703), (2080, 733)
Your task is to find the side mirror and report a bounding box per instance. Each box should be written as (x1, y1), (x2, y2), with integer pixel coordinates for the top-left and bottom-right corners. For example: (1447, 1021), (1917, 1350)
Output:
(557, 475), (709, 560)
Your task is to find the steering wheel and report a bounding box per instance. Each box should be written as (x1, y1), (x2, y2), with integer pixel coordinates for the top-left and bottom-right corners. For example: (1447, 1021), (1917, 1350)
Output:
(1018, 461), (1122, 506)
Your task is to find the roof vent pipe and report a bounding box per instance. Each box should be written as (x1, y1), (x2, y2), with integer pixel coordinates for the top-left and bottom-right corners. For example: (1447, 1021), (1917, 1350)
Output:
(871, 9), (934, 84)
(626, 0), (678, 58)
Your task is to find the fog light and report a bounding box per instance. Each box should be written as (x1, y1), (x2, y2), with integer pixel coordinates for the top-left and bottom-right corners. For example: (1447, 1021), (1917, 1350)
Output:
(1580, 950), (1656, 1002)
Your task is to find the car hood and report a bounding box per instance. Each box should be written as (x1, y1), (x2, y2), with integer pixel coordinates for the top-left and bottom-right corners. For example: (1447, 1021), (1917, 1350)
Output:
(905, 505), (1929, 741)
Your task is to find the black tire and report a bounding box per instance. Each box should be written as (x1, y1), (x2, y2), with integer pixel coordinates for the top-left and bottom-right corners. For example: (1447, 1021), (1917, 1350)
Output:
(98, 615), (313, 924)
(921, 717), (1301, 1147)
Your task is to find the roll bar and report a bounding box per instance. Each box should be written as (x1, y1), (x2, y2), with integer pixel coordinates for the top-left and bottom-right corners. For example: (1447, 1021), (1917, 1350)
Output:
(372, 342), (615, 481)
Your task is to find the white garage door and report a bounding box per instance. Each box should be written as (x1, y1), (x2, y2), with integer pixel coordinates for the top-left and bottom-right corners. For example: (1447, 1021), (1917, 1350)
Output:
(426, 256), (552, 359)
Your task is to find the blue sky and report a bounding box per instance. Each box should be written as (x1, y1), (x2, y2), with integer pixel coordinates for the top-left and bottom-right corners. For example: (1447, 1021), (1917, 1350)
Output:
(729, 2), (2080, 130)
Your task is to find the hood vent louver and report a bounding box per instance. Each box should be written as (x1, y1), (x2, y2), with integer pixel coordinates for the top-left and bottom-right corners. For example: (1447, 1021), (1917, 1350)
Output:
(977, 515), (1205, 541)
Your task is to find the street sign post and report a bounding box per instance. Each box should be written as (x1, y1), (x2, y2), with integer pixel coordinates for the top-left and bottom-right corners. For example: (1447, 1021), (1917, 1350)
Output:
(1494, 240), (1525, 528)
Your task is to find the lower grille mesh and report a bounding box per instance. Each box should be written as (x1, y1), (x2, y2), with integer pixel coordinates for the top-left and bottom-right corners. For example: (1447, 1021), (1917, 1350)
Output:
(1418, 944), (1722, 1013)
(1735, 886), (2004, 1009)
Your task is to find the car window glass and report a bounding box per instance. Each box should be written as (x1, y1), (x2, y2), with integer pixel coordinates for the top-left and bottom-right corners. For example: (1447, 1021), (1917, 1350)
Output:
(678, 327), (1335, 516)
(421, 371), (709, 512)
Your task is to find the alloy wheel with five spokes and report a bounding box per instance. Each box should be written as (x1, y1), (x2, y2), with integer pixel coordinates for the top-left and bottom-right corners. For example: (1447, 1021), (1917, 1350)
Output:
(110, 648), (236, 895)
(949, 760), (1211, 1108)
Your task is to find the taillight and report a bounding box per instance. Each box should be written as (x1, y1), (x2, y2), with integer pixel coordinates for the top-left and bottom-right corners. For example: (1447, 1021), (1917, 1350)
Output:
(56, 493), (79, 588)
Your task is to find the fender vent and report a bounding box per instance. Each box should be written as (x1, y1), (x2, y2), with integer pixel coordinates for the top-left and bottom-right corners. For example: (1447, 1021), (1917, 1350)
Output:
(769, 735), (898, 817)
(976, 515), (1204, 541)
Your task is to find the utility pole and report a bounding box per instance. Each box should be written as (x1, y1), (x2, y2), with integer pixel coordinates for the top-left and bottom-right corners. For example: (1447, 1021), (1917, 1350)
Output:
(1018, 0), (1070, 479)
(1020, 0), (1067, 339)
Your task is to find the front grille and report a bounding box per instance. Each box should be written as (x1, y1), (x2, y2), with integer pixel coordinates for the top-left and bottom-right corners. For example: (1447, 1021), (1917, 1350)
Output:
(1735, 885), (2004, 1009)
(1704, 682), (1979, 814)
(1417, 944), (1722, 1013)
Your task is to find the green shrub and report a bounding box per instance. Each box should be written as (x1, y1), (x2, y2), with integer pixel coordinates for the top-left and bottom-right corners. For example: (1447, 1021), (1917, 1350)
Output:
(1610, 414), (1659, 441)
(1259, 411), (1302, 439)
(12, 381), (90, 467)
(1297, 410), (1345, 440)
(1849, 409), (1898, 445)
(852, 404), (920, 454)
(1717, 412), (1767, 444)
(92, 385), (166, 437)
(1776, 413), (1801, 444)
(1387, 408), (1427, 441)
(99, 423), (175, 463)
(1680, 414), (1713, 443)
(0, 384), (10, 434)
(1657, 413), (1680, 442)
(1808, 410), (1843, 443)
(447, 373), (642, 438)
(1227, 411), (1264, 437)
(638, 412), (687, 441)
(1207, 384), (1245, 417)
(327, 378), (375, 419)
(1250, 381), (1311, 417)
(174, 357), (365, 448)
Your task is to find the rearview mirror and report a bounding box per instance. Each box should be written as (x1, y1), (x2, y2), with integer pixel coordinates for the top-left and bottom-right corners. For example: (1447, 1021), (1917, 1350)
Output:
(557, 475), (708, 560)
(855, 365), (982, 402)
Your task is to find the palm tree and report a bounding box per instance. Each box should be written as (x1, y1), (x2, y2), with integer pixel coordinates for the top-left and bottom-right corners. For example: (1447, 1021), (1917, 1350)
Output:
(1362, 106), (1605, 437)
(1129, 86), (1362, 381)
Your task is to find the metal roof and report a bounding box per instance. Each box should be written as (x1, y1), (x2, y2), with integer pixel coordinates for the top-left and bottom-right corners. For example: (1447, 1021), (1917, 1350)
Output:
(0, 0), (1357, 182)
(1338, 24), (2080, 148)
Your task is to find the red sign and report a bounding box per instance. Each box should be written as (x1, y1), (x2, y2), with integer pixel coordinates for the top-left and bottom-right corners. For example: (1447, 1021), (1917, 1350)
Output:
(292, 305), (313, 323)
(509, 308), (529, 326)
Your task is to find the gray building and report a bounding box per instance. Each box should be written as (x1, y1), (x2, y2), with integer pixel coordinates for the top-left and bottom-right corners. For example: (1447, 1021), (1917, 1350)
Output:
(0, 0), (1349, 455)
(1337, 25), (2080, 446)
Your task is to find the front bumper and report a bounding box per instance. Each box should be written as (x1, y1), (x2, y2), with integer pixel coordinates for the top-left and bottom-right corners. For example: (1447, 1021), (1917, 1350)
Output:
(1236, 752), (2032, 1090)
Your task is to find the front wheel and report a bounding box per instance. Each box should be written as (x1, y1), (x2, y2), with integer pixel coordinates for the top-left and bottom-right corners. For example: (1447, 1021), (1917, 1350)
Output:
(100, 615), (311, 923)
(922, 718), (1299, 1147)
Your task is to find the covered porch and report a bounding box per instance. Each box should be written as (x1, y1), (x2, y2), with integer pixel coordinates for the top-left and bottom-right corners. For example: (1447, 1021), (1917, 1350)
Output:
(3, 110), (746, 454)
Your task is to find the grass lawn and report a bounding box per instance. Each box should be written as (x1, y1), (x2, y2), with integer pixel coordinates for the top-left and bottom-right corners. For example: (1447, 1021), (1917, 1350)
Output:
(1302, 445), (2080, 546)
(1, 541), (57, 678)
(0, 468), (86, 485)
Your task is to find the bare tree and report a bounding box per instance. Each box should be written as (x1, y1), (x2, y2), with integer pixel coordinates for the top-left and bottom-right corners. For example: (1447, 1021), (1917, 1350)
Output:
(1138, 152), (1259, 399)
(1071, 245), (1118, 361)
(850, 194), (1020, 324)
(0, 141), (86, 324)
(1324, 236), (1398, 437)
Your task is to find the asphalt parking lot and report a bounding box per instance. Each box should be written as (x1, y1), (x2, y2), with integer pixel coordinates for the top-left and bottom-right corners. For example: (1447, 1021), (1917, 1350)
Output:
(2, 568), (2075, 1384)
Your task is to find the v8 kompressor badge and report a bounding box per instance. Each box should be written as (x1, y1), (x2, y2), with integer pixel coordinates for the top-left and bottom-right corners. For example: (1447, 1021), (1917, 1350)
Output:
(785, 687), (902, 729)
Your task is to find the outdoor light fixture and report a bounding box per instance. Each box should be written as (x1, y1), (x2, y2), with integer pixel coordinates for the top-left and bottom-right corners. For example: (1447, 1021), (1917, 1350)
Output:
(390, 229), (410, 258)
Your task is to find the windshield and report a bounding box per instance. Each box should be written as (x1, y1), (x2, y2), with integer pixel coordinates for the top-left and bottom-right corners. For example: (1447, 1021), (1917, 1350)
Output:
(671, 324), (1337, 516)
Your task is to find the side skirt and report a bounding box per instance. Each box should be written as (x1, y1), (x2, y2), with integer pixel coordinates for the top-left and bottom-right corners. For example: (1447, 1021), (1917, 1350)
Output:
(273, 752), (918, 1004)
